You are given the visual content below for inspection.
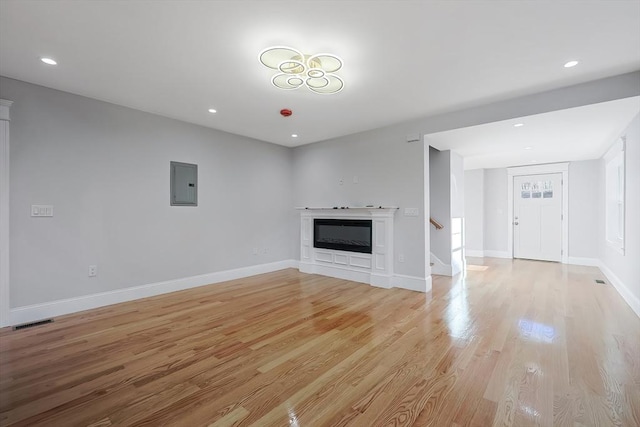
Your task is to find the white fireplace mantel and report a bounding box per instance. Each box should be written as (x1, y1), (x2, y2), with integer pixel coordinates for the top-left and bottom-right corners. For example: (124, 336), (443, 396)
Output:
(298, 207), (399, 289)
(295, 206), (398, 211)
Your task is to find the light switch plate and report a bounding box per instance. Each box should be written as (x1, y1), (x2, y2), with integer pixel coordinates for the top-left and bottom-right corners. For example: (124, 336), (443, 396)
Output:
(31, 205), (54, 217)
(404, 207), (419, 216)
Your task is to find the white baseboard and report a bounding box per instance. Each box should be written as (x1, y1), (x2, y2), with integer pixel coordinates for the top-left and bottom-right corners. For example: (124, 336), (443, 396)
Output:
(299, 262), (430, 293)
(430, 263), (452, 276)
(393, 274), (432, 293)
(567, 257), (600, 267)
(464, 250), (511, 259)
(299, 262), (373, 286)
(370, 273), (393, 289)
(430, 252), (452, 276)
(483, 250), (511, 259)
(8, 260), (298, 327)
(465, 250), (484, 258)
(598, 261), (640, 318)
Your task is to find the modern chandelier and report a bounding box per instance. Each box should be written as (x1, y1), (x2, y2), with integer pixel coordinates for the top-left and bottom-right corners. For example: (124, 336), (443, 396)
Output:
(259, 46), (344, 94)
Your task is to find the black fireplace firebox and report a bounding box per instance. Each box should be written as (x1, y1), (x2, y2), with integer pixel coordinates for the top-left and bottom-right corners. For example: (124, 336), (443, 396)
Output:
(313, 219), (372, 254)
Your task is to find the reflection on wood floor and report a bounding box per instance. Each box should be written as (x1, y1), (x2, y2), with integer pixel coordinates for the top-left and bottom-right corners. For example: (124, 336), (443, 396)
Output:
(1, 258), (639, 426)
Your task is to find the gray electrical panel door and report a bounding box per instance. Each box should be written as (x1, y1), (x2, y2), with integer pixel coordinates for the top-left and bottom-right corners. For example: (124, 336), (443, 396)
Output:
(170, 161), (197, 206)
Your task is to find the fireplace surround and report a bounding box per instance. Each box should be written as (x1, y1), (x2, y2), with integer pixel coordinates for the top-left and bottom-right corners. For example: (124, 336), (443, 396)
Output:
(298, 207), (398, 288)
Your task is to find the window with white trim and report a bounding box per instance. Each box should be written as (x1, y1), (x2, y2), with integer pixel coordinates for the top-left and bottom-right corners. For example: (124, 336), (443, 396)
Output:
(604, 137), (625, 254)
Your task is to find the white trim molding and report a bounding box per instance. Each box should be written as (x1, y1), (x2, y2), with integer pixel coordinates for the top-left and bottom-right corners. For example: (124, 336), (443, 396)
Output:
(603, 137), (626, 255)
(393, 274), (432, 293)
(507, 162), (569, 264)
(430, 252), (452, 276)
(299, 263), (430, 293)
(464, 250), (511, 259)
(8, 260), (298, 327)
(0, 99), (12, 121)
(0, 99), (13, 328)
(483, 250), (511, 259)
(465, 250), (485, 258)
(298, 208), (412, 290)
(567, 257), (600, 267)
(598, 261), (640, 318)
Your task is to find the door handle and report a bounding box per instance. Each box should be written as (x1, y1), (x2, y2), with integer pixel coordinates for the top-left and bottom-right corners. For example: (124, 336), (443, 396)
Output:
(514, 222), (519, 225)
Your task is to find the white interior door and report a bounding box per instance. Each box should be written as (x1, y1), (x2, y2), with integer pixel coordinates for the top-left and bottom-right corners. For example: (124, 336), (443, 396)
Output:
(513, 173), (563, 262)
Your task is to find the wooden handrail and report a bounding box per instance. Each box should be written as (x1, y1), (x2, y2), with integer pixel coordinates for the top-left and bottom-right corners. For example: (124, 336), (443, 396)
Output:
(430, 217), (444, 230)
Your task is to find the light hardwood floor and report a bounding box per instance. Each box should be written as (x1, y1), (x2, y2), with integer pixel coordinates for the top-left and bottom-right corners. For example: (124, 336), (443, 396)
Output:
(0, 258), (639, 426)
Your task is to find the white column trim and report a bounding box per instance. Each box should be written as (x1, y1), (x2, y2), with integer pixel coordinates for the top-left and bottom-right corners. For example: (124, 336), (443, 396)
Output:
(507, 162), (569, 264)
(0, 99), (13, 327)
(0, 99), (12, 121)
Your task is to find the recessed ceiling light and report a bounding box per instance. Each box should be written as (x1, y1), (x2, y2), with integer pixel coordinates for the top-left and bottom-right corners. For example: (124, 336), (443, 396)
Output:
(531, 160), (537, 163)
(40, 57), (57, 65)
(514, 123), (524, 127)
(524, 147), (533, 150)
(291, 134), (298, 138)
(208, 108), (217, 113)
(564, 60), (579, 68)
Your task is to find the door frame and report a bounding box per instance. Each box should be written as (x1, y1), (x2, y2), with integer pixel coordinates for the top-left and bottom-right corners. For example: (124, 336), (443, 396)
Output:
(0, 99), (12, 327)
(507, 163), (569, 264)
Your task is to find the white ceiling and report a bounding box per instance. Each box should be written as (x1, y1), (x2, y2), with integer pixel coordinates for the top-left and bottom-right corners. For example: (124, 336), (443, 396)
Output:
(1, 0), (639, 151)
(427, 96), (640, 170)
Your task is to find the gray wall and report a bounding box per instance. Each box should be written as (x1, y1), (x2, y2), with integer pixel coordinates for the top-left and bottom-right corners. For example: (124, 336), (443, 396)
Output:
(3, 71), (638, 309)
(289, 69), (639, 279)
(396, 72), (640, 146)
(464, 169), (484, 252)
(483, 168), (509, 253)
(450, 151), (464, 219)
(599, 114), (640, 304)
(292, 126), (427, 279)
(568, 160), (600, 259)
(428, 147), (451, 265)
(467, 161), (610, 259)
(1, 77), (296, 307)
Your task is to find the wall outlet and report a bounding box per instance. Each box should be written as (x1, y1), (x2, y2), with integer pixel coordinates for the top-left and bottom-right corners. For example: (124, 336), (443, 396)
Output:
(252, 248), (258, 255)
(353, 175), (359, 184)
(339, 177), (344, 186)
(398, 254), (405, 263)
(404, 207), (419, 216)
(88, 265), (97, 277)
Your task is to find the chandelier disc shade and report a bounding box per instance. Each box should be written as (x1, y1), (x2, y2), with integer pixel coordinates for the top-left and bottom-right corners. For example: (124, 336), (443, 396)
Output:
(259, 46), (344, 94)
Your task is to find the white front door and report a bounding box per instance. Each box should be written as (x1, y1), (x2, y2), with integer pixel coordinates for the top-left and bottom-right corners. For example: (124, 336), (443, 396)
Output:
(513, 173), (563, 262)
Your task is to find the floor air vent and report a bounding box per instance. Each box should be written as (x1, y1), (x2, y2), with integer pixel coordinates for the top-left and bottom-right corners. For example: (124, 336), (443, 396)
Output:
(13, 319), (53, 330)
(595, 279), (606, 285)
